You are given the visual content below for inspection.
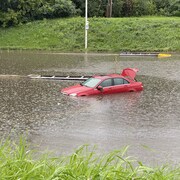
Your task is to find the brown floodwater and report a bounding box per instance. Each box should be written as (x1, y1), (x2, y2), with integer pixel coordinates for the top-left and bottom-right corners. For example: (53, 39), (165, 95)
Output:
(0, 50), (180, 165)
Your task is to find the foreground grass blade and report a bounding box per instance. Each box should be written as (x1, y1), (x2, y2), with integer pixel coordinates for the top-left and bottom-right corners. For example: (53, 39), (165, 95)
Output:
(0, 137), (179, 180)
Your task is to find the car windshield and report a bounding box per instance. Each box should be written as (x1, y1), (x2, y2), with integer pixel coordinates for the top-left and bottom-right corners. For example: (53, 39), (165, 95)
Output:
(82, 78), (101, 88)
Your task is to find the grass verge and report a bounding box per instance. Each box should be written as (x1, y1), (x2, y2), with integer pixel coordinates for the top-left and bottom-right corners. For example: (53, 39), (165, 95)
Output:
(0, 137), (179, 179)
(0, 17), (179, 52)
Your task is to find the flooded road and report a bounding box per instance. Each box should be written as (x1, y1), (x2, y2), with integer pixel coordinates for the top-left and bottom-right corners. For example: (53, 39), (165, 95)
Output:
(0, 50), (180, 165)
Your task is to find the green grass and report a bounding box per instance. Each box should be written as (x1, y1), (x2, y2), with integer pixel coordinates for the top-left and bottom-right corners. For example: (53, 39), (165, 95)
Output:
(0, 17), (180, 52)
(0, 137), (180, 180)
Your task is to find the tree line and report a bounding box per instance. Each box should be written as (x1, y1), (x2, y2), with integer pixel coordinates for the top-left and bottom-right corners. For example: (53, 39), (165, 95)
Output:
(0, 0), (179, 27)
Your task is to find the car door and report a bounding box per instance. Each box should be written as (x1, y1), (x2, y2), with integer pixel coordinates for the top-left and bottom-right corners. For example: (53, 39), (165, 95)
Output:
(112, 78), (130, 93)
(98, 78), (114, 94)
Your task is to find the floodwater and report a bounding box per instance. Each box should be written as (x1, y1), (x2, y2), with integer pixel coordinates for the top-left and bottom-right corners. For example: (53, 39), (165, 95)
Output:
(0, 50), (180, 165)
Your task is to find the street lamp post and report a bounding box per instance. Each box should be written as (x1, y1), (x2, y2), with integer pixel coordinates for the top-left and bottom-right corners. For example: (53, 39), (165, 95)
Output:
(85, 0), (88, 49)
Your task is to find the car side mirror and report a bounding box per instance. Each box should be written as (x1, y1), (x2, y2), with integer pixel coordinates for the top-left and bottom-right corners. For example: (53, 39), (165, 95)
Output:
(97, 85), (103, 91)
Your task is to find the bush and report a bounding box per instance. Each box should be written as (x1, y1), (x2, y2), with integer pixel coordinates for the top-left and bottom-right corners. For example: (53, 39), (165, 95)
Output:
(132, 0), (157, 16)
(0, 9), (20, 27)
(112, 0), (124, 17)
(168, 0), (180, 16)
(0, 0), (76, 27)
(51, 0), (76, 17)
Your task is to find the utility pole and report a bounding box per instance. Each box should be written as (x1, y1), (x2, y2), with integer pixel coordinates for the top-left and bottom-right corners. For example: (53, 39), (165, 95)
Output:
(85, 0), (89, 49)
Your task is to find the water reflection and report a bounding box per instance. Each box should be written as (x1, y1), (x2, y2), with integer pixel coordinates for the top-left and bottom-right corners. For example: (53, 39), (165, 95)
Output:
(0, 50), (180, 165)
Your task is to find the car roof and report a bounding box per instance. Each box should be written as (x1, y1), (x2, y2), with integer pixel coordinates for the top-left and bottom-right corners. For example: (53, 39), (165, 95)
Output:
(93, 74), (123, 80)
(92, 68), (138, 81)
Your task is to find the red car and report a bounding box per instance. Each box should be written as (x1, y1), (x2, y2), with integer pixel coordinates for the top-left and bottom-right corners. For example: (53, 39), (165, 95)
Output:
(61, 68), (143, 97)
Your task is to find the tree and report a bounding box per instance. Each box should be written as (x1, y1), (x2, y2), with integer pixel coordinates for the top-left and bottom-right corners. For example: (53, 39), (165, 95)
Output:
(168, 0), (180, 16)
(51, 0), (76, 17)
(153, 0), (170, 15)
(122, 0), (133, 16)
(112, 0), (124, 17)
(0, 0), (77, 27)
(132, 0), (156, 16)
(106, 0), (113, 17)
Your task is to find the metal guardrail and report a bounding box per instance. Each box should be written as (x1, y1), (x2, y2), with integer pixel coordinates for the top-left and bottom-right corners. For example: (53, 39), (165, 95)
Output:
(28, 74), (91, 81)
(119, 52), (171, 58)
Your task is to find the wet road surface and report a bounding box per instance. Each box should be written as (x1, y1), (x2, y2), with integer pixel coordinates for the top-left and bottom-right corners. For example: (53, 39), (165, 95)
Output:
(0, 51), (180, 165)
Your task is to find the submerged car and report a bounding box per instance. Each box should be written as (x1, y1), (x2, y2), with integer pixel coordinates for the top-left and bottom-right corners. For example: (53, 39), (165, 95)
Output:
(61, 68), (143, 97)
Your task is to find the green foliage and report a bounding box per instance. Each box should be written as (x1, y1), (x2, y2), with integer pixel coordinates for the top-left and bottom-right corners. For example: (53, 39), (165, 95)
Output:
(0, 137), (180, 180)
(72, 0), (180, 18)
(0, 0), (179, 27)
(0, 0), (76, 27)
(0, 17), (179, 52)
(51, 0), (76, 17)
(72, 0), (107, 17)
(112, 0), (124, 17)
(0, 9), (20, 27)
(122, 0), (134, 16)
(132, 0), (157, 16)
(0, 17), (180, 52)
(168, 0), (180, 16)
(88, 0), (106, 17)
(71, 0), (84, 15)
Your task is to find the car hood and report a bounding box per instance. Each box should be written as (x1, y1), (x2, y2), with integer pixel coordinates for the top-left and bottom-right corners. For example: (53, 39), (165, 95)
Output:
(61, 84), (91, 95)
(121, 68), (138, 80)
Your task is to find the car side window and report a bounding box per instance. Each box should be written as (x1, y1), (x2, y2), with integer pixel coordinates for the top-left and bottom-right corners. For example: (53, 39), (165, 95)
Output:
(99, 79), (112, 87)
(113, 78), (129, 85)
(123, 79), (129, 84)
(114, 78), (124, 85)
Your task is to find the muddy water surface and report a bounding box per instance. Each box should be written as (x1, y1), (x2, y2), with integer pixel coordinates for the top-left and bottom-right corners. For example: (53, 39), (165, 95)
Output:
(0, 50), (180, 165)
